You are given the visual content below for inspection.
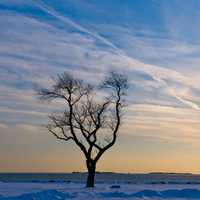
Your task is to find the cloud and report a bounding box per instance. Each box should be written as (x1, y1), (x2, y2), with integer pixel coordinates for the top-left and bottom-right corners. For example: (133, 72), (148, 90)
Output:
(1, 0), (200, 172)
(0, 106), (47, 117)
(173, 95), (200, 110)
(1, 0), (200, 130)
(124, 103), (200, 146)
(0, 123), (8, 129)
(35, 0), (123, 54)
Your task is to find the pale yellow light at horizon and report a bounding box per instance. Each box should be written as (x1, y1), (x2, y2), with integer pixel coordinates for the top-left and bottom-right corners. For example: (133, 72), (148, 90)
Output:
(1, 103), (200, 173)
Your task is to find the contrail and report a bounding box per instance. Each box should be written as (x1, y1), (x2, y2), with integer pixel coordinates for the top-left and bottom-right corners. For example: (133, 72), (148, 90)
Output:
(35, 0), (125, 56)
(173, 94), (200, 110)
(33, 0), (199, 111)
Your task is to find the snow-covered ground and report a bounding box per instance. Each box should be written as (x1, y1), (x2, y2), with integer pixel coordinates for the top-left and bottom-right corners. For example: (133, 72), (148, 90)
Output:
(1, 182), (200, 199)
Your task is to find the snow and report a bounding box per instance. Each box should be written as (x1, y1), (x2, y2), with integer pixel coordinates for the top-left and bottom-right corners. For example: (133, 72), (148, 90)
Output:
(1, 182), (200, 199)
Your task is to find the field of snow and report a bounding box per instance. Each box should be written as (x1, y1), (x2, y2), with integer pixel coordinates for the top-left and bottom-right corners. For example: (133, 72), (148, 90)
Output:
(1, 182), (200, 199)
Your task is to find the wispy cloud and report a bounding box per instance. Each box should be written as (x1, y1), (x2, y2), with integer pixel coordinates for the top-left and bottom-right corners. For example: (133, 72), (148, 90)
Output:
(1, 0), (200, 172)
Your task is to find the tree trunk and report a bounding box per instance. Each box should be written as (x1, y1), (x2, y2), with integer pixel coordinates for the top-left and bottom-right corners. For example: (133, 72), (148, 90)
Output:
(86, 160), (96, 187)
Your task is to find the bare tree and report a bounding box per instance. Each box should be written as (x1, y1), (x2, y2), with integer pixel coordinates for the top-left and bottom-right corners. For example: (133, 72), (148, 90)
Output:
(38, 71), (128, 187)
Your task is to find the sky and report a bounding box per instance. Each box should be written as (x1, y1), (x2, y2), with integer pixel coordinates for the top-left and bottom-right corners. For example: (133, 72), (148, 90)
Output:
(1, 0), (200, 173)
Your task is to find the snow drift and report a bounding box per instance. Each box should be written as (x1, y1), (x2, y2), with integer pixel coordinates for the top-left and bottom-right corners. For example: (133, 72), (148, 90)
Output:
(1, 188), (200, 199)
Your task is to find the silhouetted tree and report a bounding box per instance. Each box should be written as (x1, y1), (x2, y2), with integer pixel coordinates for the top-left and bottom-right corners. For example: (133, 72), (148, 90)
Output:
(38, 71), (128, 187)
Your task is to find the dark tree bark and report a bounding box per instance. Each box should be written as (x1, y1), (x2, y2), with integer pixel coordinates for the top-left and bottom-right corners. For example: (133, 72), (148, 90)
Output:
(37, 71), (128, 187)
(86, 159), (96, 187)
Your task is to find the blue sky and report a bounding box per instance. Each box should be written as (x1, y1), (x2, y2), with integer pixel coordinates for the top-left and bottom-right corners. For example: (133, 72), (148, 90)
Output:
(1, 0), (200, 172)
